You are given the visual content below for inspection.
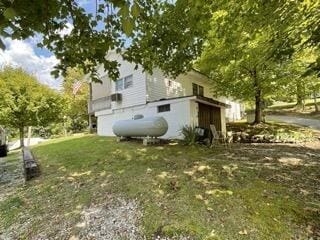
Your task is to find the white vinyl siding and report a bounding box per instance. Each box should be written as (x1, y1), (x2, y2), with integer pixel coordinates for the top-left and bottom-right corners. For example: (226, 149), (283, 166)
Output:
(94, 53), (147, 110)
(146, 69), (215, 102)
(96, 97), (192, 139)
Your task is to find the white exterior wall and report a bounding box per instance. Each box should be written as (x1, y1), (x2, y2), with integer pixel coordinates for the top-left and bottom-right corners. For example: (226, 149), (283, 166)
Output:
(220, 108), (227, 134)
(146, 69), (216, 101)
(225, 100), (242, 122)
(92, 52), (147, 109)
(96, 98), (193, 139)
(90, 53), (237, 138)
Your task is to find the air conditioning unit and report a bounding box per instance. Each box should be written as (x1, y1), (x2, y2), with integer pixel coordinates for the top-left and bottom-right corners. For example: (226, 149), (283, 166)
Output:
(111, 93), (122, 102)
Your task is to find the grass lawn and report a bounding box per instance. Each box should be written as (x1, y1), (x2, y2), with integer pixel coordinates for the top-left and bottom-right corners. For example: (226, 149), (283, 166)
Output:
(0, 135), (319, 239)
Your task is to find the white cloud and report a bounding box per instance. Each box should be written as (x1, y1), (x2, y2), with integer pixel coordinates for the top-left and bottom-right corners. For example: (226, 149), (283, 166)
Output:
(58, 22), (74, 37)
(0, 37), (62, 89)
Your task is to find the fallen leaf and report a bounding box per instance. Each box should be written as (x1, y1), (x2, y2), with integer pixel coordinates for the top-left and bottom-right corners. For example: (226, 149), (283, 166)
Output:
(239, 229), (248, 235)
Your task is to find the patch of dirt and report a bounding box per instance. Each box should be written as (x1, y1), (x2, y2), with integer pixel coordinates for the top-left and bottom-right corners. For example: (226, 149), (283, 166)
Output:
(278, 157), (303, 166)
(75, 197), (144, 240)
(1, 195), (191, 240)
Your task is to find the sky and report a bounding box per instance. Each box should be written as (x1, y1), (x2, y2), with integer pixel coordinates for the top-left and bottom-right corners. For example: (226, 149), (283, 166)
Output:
(0, 0), (94, 90)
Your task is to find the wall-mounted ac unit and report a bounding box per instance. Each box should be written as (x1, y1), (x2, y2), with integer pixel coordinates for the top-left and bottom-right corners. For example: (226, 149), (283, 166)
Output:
(111, 93), (122, 102)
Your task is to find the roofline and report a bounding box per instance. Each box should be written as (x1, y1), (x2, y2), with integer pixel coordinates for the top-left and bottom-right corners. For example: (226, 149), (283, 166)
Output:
(147, 95), (230, 108)
(147, 95), (195, 104)
(191, 68), (210, 79)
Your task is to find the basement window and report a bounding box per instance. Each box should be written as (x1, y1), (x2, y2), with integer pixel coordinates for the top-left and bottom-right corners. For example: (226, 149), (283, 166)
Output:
(158, 104), (170, 113)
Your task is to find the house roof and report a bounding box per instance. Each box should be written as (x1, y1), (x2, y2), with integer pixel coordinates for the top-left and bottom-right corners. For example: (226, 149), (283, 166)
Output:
(195, 95), (231, 108)
(147, 95), (230, 108)
(191, 68), (210, 79)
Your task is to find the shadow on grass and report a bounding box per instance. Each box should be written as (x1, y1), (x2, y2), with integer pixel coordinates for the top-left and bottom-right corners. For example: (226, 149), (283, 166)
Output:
(1, 135), (319, 239)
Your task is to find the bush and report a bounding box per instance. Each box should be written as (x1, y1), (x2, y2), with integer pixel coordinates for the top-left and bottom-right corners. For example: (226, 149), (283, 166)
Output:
(180, 125), (200, 145)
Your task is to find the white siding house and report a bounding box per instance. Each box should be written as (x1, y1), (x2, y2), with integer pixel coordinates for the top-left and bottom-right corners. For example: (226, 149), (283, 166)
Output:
(89, 52), (242, 139)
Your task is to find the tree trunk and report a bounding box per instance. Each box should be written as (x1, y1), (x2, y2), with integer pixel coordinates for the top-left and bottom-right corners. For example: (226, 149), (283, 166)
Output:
(296, 81), (305, 110)
(313, 91), (319, 112)
(253, 70), (263, 124)
(19, 126), (24, 148)
(27, 126), (32, 146)
(254, 90), (263, 124)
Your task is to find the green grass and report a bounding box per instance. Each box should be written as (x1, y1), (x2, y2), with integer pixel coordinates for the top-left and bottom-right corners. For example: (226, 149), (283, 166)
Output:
(0, 135), (319, 239)
(268, 99), (320, 110)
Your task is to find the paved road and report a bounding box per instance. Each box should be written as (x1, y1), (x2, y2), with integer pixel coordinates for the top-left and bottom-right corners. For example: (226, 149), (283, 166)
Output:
(266, 115), (320, 131)
(8, 138), (47, 150)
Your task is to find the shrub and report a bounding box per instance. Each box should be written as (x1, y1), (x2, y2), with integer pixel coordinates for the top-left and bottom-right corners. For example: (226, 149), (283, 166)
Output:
(180, 125), (200, 145)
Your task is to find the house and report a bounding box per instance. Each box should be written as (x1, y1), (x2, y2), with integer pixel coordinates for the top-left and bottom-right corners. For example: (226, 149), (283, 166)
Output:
(88, 52), (242, 139)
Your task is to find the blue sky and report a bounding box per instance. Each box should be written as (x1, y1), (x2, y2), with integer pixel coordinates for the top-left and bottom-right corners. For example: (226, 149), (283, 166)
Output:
(0, 0), (95, 89)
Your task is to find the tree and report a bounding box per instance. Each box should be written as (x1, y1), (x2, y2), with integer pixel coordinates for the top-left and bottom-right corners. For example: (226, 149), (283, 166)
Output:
(275, 48), (320, 111)
(0, 0), (161, 81)
(195, 0), (302, 124)
(0, 0), (216, 81)
(0, 67), (63, 147)
(125, 0), (213, 77)
(62, 68), (89, 133)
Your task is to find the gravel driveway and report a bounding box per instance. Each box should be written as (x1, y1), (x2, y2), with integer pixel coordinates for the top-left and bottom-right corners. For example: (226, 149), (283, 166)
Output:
(267, 115), (320, 131)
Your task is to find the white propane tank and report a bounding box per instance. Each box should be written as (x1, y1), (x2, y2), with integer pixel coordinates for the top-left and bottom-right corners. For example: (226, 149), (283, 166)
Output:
(112, 116), (168, 137)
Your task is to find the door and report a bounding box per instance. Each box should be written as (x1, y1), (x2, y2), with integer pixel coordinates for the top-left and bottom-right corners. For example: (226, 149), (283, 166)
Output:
(198, 103), (221, 133)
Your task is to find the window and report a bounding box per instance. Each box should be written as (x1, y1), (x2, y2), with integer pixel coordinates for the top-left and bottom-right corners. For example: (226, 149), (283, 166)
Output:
(199, 86), (204, 97)
(192, 83), (204, 96)
(115, 74), (133, 91)
(158, 104), (170, 113)
(192, 83), (198, 95)
(124, 75), (133, 89)
(115, 78), (123, 91)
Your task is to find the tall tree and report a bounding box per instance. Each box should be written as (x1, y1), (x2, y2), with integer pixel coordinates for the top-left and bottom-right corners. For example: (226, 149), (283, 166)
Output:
(276, 48), (320, 111)
(62, 68), (89, 133)
(0, 67), (63, 147)
(196, 0), (301, 123)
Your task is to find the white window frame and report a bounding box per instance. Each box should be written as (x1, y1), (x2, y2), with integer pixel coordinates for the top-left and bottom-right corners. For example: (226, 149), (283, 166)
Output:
(124, 75), (133, 89)
(115, 74), (133, 92)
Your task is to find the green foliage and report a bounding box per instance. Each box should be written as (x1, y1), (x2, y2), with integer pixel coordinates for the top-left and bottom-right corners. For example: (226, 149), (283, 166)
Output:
(0, 0), (319, 84)
(0, 67), (63, 144)
(125, 0), (213, 77)
(0, 0), (159, 81)
(62, 67), (89, 133)
(181, 125), (200, 145)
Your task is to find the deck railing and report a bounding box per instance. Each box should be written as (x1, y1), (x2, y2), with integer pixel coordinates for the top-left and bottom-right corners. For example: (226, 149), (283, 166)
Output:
(88, 96), (111, 113)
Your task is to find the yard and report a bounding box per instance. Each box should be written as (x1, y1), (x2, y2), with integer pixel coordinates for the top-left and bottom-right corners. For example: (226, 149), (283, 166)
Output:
(0, 135), (320, 239)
